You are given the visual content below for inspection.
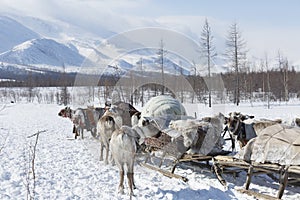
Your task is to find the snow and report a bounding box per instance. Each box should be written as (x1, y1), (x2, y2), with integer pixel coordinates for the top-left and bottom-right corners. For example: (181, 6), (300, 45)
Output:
(0, 38), (85, 68)
(1, 101), (300, 199)
(0, 16), (40, 53)
(0, 15), (223, 77)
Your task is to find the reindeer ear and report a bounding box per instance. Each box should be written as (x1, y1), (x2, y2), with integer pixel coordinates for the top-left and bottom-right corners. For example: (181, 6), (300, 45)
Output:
(250, 115), (255, 119)
(224, 117), (229, 124)
(219, 112), (224, 118)
(141, 117), (150, 126)
(241, 115), (247, 121)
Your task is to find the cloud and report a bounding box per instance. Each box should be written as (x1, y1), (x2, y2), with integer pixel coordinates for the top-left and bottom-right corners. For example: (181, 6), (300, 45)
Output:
(1, 0), (299, 65)
(0, 0), (147, 20)
(0, 0), (156, 35)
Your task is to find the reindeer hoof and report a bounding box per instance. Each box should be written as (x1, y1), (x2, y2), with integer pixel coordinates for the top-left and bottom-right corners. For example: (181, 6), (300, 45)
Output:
(118, 187), (124, 194)
(129, 192), (134, 196)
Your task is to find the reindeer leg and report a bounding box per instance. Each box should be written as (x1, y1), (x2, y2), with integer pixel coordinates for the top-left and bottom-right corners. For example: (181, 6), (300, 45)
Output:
(100, 142), (104, 161)
(74, 127), (78, 139)
(118, 170), (124, 194)
(132, 172), (136, 189)
(105, 143), (109, 165)
(127, 172), (134, 196)
(109, 151), (115, 166)
(229, 133), (235, 151)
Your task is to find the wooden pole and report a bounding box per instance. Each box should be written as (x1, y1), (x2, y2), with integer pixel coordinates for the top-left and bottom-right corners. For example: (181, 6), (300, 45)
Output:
(245, 165), (253, 190)
(277, 166), (289, 199)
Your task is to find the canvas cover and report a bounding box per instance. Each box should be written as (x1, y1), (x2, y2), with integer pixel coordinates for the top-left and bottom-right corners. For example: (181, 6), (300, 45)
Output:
(235, 124), (300, 165)
(166, 118), (224, 155)
(140, 95), (187, 122)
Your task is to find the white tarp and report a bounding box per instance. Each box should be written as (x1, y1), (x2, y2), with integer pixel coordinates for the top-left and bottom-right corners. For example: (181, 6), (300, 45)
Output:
(235, 124), (300, 165)
(140, 95), (187, 123)
(167, 116), (224, 155)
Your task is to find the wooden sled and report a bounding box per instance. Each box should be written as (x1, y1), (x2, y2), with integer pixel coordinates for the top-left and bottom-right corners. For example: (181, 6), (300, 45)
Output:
(213, 155), (300, 199)
(140, 132), (229, 186)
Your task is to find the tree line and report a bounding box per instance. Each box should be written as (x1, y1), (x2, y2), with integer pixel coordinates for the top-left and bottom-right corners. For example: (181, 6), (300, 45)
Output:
(1, 68), (300, 105)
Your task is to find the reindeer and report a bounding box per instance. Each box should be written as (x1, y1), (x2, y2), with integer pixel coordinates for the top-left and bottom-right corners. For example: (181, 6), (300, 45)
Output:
(109, 116), (163, 196)
(96, 101), (139, 163)
(58, 106), (106, 139)
(108, 101), (139, 126)
(295, 118), (300, 127)
(97, 110), (122, 164)
(110, 126), (137, 196)
(224, 112), (281, 148)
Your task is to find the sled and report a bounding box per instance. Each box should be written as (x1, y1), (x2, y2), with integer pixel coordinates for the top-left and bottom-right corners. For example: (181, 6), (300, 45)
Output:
(213, 155), (300, 199)
(140, 130), (230, 186)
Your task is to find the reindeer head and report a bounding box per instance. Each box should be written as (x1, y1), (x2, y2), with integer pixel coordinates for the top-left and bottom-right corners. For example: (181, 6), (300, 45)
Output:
(58, 107), (71, 118)
(225, 112), (255, 135)
(102, 115), (116, 131)
(226, 116), (241, 135)
(103, 108), (123, 128)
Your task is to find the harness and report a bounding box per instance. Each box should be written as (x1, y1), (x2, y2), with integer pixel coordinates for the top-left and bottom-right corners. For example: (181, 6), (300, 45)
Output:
(86, 109), (96, 126)
(231, 120), (257, 146)
(79, 108), (92, 130)
(236, 123), (246, 141)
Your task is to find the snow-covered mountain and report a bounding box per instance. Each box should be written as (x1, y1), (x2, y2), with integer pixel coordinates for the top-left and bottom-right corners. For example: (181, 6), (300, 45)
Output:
(0, 16), (40, 53)
(0, 14), (228, 78)
(0, 38), (85, 68)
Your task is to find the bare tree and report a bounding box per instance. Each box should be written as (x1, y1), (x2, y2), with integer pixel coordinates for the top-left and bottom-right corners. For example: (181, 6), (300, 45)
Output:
(191, 61), (197, 104)
(225, 22), (247, 106)
(60, 63), (70, 105)
(277, 51), (289, 102)
(264, 54), (272, 108)
(139, 57), (145, 106)
(200, 18), (217, 107)
(157, 39), (167, 95)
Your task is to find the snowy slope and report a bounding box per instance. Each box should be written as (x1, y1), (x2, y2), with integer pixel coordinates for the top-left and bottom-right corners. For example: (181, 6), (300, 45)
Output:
(0, 38), (85, 67)
(0, 16), (40, 53)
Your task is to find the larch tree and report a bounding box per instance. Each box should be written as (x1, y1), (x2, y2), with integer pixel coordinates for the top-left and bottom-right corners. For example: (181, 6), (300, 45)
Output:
(264, 54), (271, 108)
(200, 18), (217, 107)
(277, 50), (289, 102)
(157, 39), (166, 95)
(225, 22), (247, 106)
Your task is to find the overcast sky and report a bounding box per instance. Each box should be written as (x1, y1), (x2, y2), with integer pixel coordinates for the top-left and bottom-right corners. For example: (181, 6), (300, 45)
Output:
(1, 0), (299, 65)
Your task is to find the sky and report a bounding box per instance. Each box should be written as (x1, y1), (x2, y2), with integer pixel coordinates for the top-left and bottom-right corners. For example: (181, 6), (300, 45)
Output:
(0, 0), (299, 65)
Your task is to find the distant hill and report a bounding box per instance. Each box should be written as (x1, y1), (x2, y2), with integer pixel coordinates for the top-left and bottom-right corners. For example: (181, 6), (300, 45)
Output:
(0, 38), (85, 68)
(0, 16), (40, 53)
(0, 15), (228, 80)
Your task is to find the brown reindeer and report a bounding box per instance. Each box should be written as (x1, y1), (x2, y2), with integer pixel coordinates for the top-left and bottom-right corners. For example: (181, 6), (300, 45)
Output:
(58, 106), (107, 139)
(295, 118), (300, 127)
(225, 112), (281, 148)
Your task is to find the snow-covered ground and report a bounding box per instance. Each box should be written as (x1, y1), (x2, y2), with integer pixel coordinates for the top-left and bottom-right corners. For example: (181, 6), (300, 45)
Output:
(1, 102), (300, 199)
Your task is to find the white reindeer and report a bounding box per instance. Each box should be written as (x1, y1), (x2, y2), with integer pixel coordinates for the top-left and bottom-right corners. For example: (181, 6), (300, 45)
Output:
(97, 102), (139, 164)
(110, 126), (137, 196)
(97, 110), (122, 164)
(109, 116), (162, 196)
